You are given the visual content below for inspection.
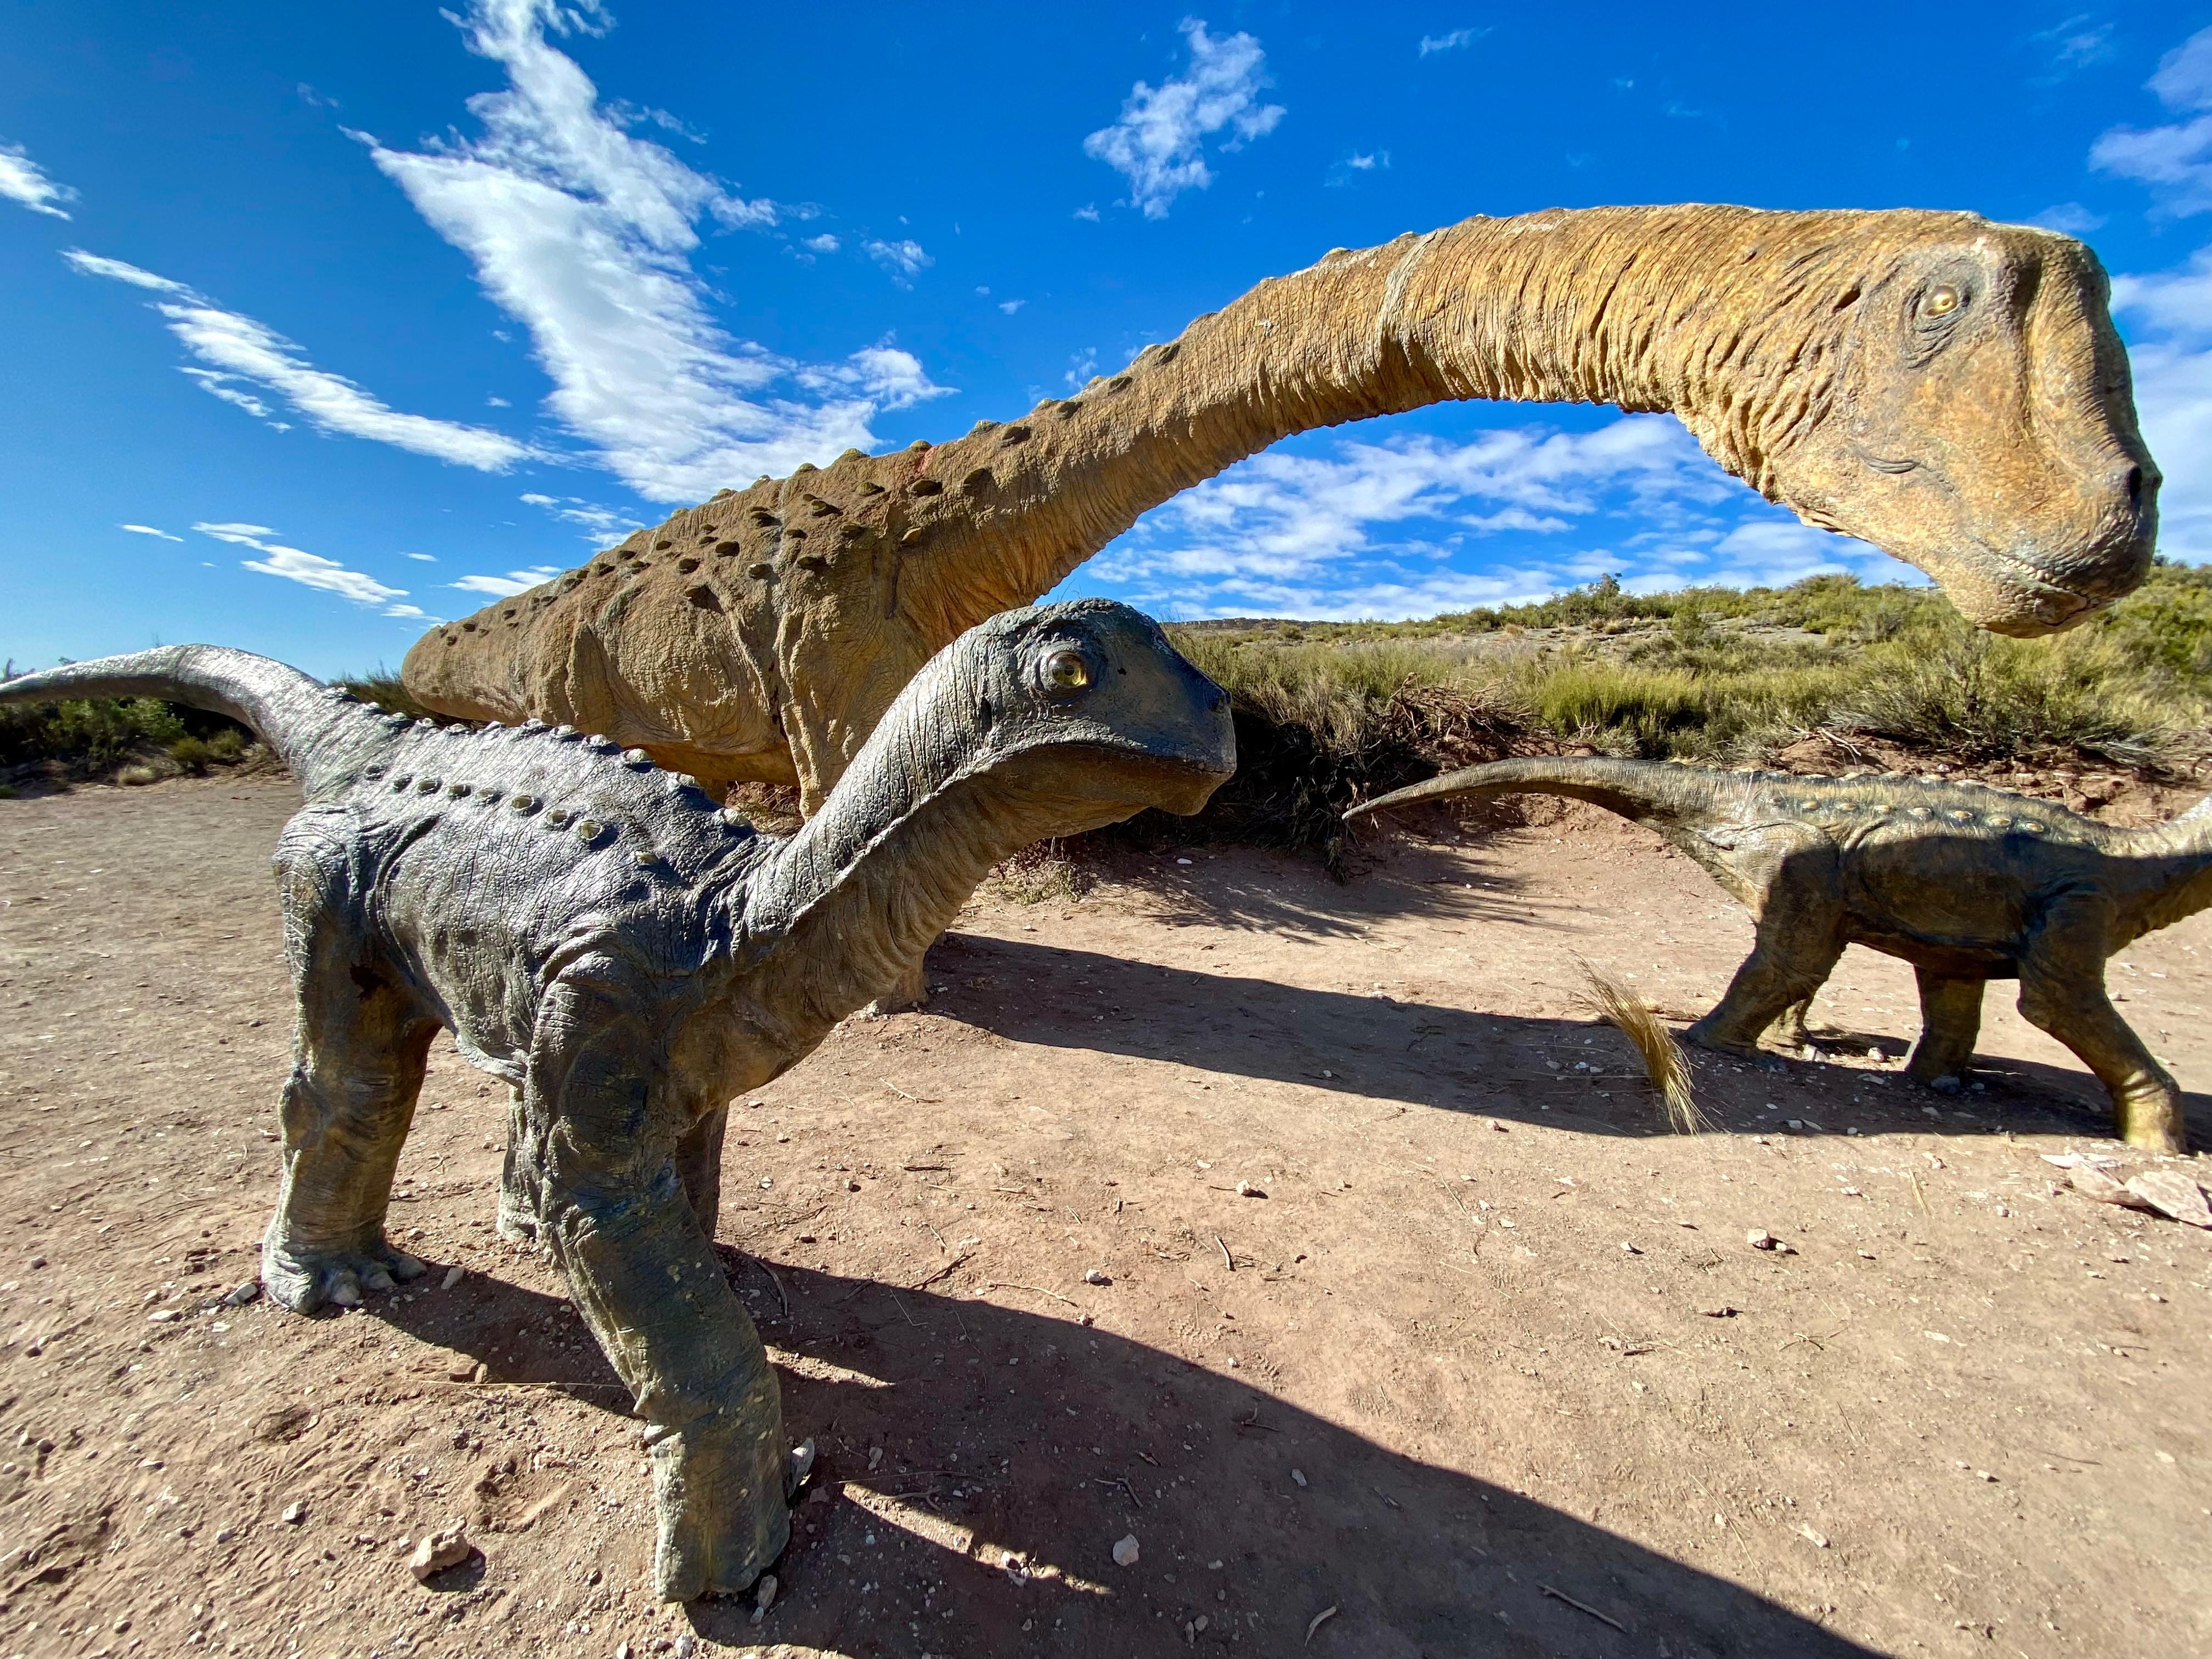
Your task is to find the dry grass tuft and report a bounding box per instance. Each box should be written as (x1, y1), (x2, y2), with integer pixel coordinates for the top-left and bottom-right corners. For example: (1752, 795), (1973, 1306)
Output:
(1573, 960), (1708, 1135)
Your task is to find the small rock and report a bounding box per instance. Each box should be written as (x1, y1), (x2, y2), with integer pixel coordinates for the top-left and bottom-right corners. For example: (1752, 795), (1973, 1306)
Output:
(1111, 1533), (1140, 1567)
(281, 1502), (306, 1524)
(1798, 1523), (1829, 1548)
(441, 1265), (465, 1291)
(223, 1280), (261, 1307)
(1290, 1468), (1308, 1488)
(749, 1571), (778, 1623)
(1235, 1181), (1267, 1199)
(673, 1635), (697, 1658)
(147, 1309), (179, 1324)
(1084, 1268), (1111, 1286)
(1746, 1230), (1780, 1251)
(472, 1362), (491, 1383)
(1699, 1305), (1738, 1318)
(1620, 1242), (1641, 1255)
(408, 1521), (471, 1582)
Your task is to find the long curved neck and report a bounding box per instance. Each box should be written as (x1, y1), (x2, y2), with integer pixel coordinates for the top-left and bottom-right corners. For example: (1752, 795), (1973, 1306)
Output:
(901, 204), (1876, 639)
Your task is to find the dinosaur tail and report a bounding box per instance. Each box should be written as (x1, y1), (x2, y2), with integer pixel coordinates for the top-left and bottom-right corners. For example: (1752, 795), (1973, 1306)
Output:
(0, 645), (387, 794)
(1344, 756), (1730, 827)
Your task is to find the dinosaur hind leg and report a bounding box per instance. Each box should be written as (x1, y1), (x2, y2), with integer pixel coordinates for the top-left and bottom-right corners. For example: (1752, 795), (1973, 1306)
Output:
(1906, 970), (1985, 1091)
(1686, 904), (1844, 1064)
(261, 938), (437, 1312)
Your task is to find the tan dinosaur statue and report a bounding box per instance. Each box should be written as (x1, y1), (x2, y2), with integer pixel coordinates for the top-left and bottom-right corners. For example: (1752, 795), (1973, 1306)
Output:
(405, 204), (2159, 814)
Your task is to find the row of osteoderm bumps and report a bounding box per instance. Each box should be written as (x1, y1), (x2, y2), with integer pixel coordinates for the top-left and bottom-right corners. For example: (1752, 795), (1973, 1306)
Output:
(1764, 784), (2076, 839)
(341, 703), (751, 860)
(428, 334), (1196, 645)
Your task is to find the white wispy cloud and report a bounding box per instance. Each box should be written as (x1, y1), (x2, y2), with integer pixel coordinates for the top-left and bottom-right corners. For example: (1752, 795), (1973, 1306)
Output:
(1090, 417), (1898, 620)
(452, 565), (565, 597)
(802, 233), (839, 253)
(2031, 201), (2106, 233)
(2112, 246), (2212, 561)
(1082, 20), (1285, 219)
(0, 140), (75, 218)
(64, 250), (535, 469)
(363, 0), (951, 502)
(2029, 15), (2118, 82)
(193, 522), (425, 617)
(862, 238), (932, 286)
(2092, 25), (2212, 214)
(119, 523), (183, 541)
(999, 298), (1025, 314)
(519, 490), (644, 541)
(404, 551), (439, 561)
(1418, 28), (1487, 57)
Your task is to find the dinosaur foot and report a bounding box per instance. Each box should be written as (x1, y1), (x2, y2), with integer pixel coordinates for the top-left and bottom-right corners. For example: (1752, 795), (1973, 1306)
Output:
(1683, 1025), (1788, 1073)
(648, 1413), (806, 1602)
(2116, 1095), (2187, 1156)
(261, 1234), (427, 1313)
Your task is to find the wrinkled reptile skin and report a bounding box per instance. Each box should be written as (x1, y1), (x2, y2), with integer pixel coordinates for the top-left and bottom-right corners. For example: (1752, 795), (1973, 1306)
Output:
(1352, 758), (2212, 1153)
(0, 600), (1234, 1598)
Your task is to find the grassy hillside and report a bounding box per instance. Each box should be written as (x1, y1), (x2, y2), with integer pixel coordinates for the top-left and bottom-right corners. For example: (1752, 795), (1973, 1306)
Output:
(1139, 562), (2212, 868)
(8, 567), (2208, 856)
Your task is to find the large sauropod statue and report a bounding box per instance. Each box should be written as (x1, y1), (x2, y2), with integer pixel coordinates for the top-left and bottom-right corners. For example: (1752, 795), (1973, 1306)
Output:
(0, 601), (1234, 1599)
(1348, 758), (2208, 1153)
(407, 205), (2158, 814)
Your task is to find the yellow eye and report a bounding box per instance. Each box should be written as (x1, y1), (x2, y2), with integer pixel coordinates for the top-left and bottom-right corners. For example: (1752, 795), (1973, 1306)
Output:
(1924, 285), (1960, 317)
(1042, 649), (1090, 691)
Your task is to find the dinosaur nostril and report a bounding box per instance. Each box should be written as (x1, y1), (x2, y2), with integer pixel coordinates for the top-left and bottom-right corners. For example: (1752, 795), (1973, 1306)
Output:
(2125, 465), (2144, 514)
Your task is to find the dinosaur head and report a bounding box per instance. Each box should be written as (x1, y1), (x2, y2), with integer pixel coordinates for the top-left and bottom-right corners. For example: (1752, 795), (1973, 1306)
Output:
(1737, 215), (2158, 636)
(949, 598), (1237, 825)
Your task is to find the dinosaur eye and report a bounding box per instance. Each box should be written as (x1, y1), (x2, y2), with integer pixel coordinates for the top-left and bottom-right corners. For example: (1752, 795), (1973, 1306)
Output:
(1041, 650), (1091, 693)
(1922, 284), (1961, 318)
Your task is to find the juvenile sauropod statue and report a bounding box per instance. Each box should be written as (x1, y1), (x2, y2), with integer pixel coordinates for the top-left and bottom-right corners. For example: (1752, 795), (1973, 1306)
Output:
(407, 206), (2156, 817)
(1348, 758), (2208, 1153)
(0, 600), (1234, 1599)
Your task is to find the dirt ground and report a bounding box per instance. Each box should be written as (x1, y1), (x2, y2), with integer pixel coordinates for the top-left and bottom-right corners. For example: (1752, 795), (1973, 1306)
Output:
(2, 774), (2209, 1659)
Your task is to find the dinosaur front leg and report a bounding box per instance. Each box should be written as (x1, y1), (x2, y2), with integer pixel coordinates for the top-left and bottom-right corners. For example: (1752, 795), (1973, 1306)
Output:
(1906, 970), (1985, 1091)
(2013, 895), (2185, 1152)
(2016, 968), (2185, 1153)
(528, 983), (794, 1600)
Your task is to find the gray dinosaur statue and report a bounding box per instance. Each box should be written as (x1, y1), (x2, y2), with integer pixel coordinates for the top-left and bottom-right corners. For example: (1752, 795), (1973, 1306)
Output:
(0, 600), (1234, 1599)
(1348, 758), (2209, 1153)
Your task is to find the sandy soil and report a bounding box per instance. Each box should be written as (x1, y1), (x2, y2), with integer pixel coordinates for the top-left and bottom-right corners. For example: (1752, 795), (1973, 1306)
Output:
(2, 774), (2209, 1659)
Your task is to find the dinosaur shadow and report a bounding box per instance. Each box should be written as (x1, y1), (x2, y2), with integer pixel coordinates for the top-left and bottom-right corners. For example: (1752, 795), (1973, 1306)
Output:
(370, 1259), (1878, 1658)
(1064, 837), (1542, 941)
(923, 936), (2212, 1146)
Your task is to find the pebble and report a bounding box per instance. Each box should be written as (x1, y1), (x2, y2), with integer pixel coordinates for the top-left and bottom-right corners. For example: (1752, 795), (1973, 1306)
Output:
(223, 1280), (261, 1307)
(408, 1522), (471, 1582)
(750, 1571), (778, 1624)
(673, 1635), (697, 1658)
(1290, 1468), (1308, 1488)
(1111, 1533), (1140, 1567)
(441, 1265), (465, 1291)
(281, 1502), (306, 1524)
(1746, 1229), (1794, 1253)
(1084, 1268), (1111, 1285)
(146, 1310), (179, 1324)
(1235, 1181), (1267, 1199)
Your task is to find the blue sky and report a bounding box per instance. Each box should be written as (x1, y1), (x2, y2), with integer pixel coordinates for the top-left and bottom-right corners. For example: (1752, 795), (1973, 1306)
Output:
(4, 2), (2210, 675)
